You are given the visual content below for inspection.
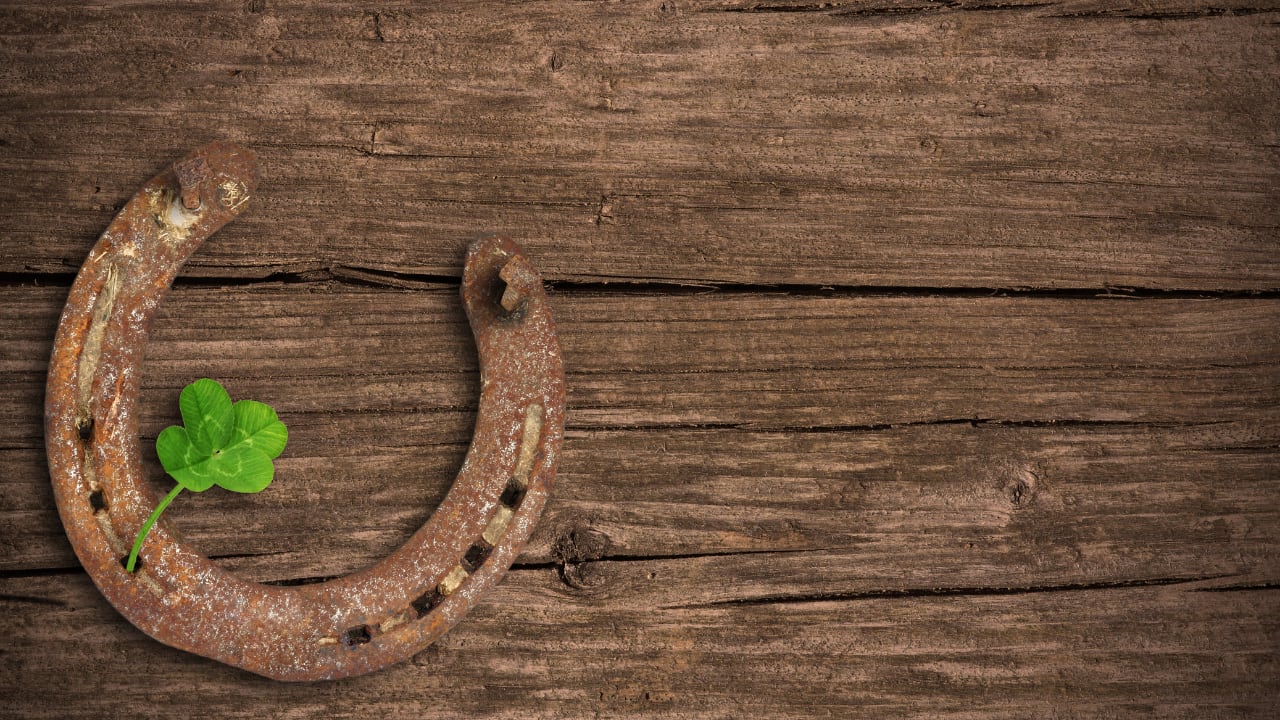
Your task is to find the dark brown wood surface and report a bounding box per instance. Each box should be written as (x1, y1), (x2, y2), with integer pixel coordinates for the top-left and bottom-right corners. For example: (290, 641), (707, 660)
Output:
(2, 1), (1277, 717)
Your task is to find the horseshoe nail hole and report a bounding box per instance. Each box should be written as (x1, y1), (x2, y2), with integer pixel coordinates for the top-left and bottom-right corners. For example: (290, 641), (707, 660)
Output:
(89, 490), (106, 513)
(410, 588), (443, 617)
(78, 418), (94, 442)
(497, 298), (527, 323)
(120, 556), (142, 572)
(462, 541), (492, 572)
(341, 625), (372, 647)
(497, 256), (536, 318)
(499, 288), (527, 318)
(499, 478), (526, 508)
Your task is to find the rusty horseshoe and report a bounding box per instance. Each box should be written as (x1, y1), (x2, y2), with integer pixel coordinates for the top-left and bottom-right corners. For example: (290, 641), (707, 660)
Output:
(45, 142), (565, 681)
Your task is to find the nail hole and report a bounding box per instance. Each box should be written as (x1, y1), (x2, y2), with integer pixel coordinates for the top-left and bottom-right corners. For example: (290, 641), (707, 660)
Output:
(492, 278), (528, 320)
(499, 478), (525, 508)
(89, 490), (106, 513)
(341, 625), (372, 647)
(499, 288), (527, 317)
(410, 588), (443, 617)
(462, 542), (492, 572)
(120, 556), (142, 572)
(78, 418), (94, 442)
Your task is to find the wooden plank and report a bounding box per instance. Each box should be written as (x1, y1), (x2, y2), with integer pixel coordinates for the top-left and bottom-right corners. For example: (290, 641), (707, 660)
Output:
(4, 286), (1278, 448)
(1, 571), (1275, 718)
(2, 2), (1276, 714)
(5, 419), (1277, 584)
(4, 285), (1275, 578)
(1, 2), (1276, 289)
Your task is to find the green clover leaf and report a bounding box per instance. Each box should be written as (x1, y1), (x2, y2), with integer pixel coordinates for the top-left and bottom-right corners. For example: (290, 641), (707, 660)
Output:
(126, 379), (288, 572)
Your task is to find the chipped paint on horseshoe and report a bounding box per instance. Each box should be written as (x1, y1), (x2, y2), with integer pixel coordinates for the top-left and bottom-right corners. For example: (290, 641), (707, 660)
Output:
(45, 142), (566, 681)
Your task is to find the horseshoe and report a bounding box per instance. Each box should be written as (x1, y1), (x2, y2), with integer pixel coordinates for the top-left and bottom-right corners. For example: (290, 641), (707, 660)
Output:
(45, 142), (565, 681)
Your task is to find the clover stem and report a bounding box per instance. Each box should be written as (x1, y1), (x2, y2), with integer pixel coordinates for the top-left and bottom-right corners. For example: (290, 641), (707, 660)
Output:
(126, 484), (184, 573)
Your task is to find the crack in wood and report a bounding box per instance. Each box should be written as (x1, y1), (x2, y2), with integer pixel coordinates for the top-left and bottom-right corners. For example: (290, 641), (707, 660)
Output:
(1050, 6), (1280, 20)
(714, 1), (1280, 19)
(8, 269), (1280, 299)
(670, 574), (1243, 608)
(0, 594), (69, 607)
(716, 1), (1058, 16)
(1196, 582), (1280, 592)
(566, 418), (1199, 434)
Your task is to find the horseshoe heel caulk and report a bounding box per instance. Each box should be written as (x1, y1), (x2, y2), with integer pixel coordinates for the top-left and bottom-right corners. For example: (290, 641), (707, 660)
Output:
(45, 142), (565, 680)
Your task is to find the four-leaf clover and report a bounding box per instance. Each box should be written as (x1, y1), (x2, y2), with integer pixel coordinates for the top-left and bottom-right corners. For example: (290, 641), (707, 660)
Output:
(126, 379), (287, 572)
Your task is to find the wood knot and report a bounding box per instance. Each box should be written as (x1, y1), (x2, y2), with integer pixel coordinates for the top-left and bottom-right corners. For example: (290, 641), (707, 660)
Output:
(553, 524), (611, 565)
(553, 523), (612, 590)
(1006, 468), (1040, 508)
(559, 561), (608, 591)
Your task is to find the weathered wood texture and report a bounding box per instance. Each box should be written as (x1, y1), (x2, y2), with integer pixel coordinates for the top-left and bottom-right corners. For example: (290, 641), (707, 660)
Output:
(4, 286), (1278, 584)
(1, 1), (1278, 289)
(1, 1), (1278, 718)
(7, 573), (1278, 719)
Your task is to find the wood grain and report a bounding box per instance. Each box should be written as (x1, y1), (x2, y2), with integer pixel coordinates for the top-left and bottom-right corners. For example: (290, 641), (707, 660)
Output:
(6, 419), (1278, 585)
(1, 0), (1277, 716)
(4, 285), (1278, 443)
(0, 1), (1276, 289)
(2, 285), (1275, 586)
(2, 571), (1277, 719)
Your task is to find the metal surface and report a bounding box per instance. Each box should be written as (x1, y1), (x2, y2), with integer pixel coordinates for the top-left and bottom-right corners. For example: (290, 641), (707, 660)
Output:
(45, 142), (565, 681)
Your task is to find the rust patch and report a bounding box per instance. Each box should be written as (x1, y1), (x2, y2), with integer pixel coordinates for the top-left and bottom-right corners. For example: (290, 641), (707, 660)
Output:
(45, 142), (565, 681)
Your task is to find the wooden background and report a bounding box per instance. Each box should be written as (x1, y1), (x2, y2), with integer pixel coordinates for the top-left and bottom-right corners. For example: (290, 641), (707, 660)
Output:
(2, 1), (1278, 717)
